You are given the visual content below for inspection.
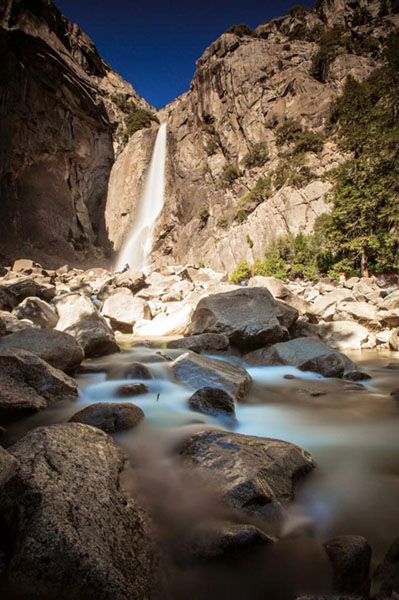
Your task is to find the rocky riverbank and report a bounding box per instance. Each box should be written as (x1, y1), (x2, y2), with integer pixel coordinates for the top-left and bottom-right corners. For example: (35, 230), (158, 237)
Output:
(0, 258), (398, 599)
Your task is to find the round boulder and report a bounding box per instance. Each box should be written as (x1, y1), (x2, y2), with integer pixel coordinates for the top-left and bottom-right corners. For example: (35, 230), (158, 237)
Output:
(188, 387), (236, 419)
(70, 402), (144, 432)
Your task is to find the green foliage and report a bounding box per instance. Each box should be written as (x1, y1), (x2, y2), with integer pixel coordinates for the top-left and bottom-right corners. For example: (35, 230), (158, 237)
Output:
(229, 261), (252, 283)
(246, 234), (254, 248)
(254, 255), (289, 281)
(234, 177), (273, 221)
(293, 130), (324, 154)
(197, 205), (210, 228)
(276, 119), (302, 146)
(217, 164), (241, 188)
(217, 214), (228, 228)
(123, 109), (159, 141)
(273, 154), (314, 189)
(197, 261), (205, 268)
(226, 24), (256, 37)
(311, 26), (350, 82)
(112, 97), (137, 113)
(351, 6), (371, 26)
(321, 37), (399, 275)
(242, 142), (269, 168)
(205, 137), (219, 156)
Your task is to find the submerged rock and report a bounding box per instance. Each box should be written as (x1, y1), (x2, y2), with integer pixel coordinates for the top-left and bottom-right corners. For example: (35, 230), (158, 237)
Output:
(244, 338), (355, 378)
(0, 347), (78, 413)
(187, 387), (236, 419)
(55, 293), (119, 357)
(172, 351), (252, 402)
(0, 424), (159, 599)
(187, 288), (292, 351)
(323, 535), (371, 597)
(70, 402), (144, 432)
(114, 382), (149, 397)
(0, 328), (84, 373)
(179, 430), (314, 522)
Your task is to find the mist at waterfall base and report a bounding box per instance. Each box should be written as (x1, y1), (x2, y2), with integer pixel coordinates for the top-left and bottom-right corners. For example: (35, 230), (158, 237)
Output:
(116, 123), (167, 272)
(3, 346), (397, 599)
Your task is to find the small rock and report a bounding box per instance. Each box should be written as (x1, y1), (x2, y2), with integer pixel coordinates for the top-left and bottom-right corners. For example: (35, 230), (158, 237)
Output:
(70, 402), (144, 432)
(343, 370), (371, 382)
(323, 535), (371, 597)
(108, 361), (153, 380)
(188, 387), (236, 419)
(114, 383), (148, 397)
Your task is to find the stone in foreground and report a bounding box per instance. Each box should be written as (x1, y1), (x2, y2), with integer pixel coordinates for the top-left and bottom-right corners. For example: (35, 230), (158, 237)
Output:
(55, 293), (119, 357)
(0, 348), (78, 412)
(0, 445), (18, 488)
(0, 328), (84, 373)
(323, 535), (371, 597)
(188, 387), (236, 419)
(187, 288), (292, 351)
(374, 538), (399, 598)
(179, 430), (314, 522)
(244, 338), (355, 378)
(70, 402), (144, 432)
(172, 351), (252, 402)
(0, 424), (159, 600)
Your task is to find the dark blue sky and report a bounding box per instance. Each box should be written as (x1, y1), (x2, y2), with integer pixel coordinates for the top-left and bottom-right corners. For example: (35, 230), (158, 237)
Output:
(55, 0), (313, 109)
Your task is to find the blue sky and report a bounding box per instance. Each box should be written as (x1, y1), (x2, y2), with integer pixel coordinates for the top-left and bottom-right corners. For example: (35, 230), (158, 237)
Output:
(55, 0), (314, 109)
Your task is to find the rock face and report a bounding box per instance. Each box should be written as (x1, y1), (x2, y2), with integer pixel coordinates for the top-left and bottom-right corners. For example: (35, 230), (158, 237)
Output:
(70, 402), (145, 432)
(0, 0), (153, 267)
(0, 328), (84, 372)
(105, 0), (397, 272)
(0, 347), (78, 412)
(0, 423), (159, 599)
(244, 337), (355, 377)
(172, 351), (252, 402)
(179, 430), (314, 521)
(188, 288), (292, 351)
(55, 293), (119, 357)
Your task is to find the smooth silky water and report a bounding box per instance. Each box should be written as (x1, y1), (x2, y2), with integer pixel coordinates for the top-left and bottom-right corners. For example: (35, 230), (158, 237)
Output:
(2, 345), (398, 599)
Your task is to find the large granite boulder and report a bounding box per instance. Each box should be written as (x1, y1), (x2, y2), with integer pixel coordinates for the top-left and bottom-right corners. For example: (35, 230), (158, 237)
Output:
(320, 321), (370, 350)
(0, 328), (84, 373)
(187, 288), (293, 351)
(0, 309), (37, 334)
(244, 338), (355, 377)
(323, 535), (371, 597)
(101, 288), (151, 332)
(12, 296), (58, 328)
(309, 289), (354, 321)
(114, 269), (146, 293)
(0, 424), (159, 599)
(179, 430), (314, 522)
(1, 276), (56, 302)
(55, 293), (119, 357)
(0, 348), (78, 412)
(171, 351), (252, 402)
(70, 402), (144, 433)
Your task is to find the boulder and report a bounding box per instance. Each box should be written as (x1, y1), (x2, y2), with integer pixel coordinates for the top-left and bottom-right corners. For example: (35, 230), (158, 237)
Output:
(114, 383), (149, 397)
(320, 321), (370, 350)
(290, 318), (322, 341)
(0, 424), (159, 599)
(248, 276), (310, 315)
(380, 290), (399, 310)
(379, 309), (399, 328)
(390, 329), (399, 351)
(0, 348), (78, 412)
(55, 293), (119, 357)
(172, 351), (252, 402)
(107, 361), (153, 380)
(0, 329), (84, 373)
(0, 309), (37, 334)
(12, 258), (42, 273)
(374, 538), (399, 598)
(0, 286), (17, 310)
(337, 301), (378, 323)
(0, 316), (5, 337)
(309, 289), (354, 321)
(244, 338), (355, 378)
(323, 535), (371, 597)
(114, 269), (146, 293)
(179, 430), (314, 521)
(1, 276), (56, 302)
(81, 268), (114, 294)
(167, 333), (230, 353)
(187, 387), (236, 419)
(0, 445), (18, 488)
(134, 305), (193, 337)
(12, 296), (58, 328)
(101, 288), (151, 332)
(188, 288), (291, 351)
(390, 388), (399, 401)
(70, 402), (144, 432)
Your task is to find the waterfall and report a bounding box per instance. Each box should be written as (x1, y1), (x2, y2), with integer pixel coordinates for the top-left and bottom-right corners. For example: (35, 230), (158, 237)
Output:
(116, 123), (167, 271)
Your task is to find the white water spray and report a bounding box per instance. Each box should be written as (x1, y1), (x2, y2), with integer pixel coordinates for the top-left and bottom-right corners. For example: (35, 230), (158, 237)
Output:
(116, 123), (167, 271)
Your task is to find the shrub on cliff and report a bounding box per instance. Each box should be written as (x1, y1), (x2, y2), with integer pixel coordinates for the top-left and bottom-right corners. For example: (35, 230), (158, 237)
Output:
(217, 164), (241, 188)
(226, 24), (256, 37)
(293, 130), (324, 154)
(123, 109), (159, 141)
(229, 261), (252, 283)
(233, 177), (273, 222)
(276, 119), (302, 146)
(311, 26), (350, 82)
(242, 142), (269, 168)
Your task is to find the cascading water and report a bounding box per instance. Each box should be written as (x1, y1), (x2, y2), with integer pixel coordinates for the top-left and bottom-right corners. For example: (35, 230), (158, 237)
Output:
(116, 122), (167, 271)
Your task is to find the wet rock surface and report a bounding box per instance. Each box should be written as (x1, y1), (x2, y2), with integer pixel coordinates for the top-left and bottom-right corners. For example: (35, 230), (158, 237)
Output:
(179, 430), (315, 523)
(187, 387), (236, 419)
(323, 535), (371, 597)
(0, 424), (160, 599)
(70, 402), (145, 432)
(167, 333), (230, 353)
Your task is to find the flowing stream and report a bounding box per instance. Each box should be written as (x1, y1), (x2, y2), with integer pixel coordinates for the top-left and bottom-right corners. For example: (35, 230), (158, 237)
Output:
(3, 342), (398, 600)
(116, 123), (167, 271)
